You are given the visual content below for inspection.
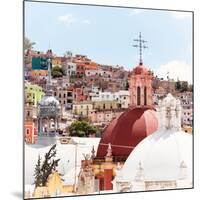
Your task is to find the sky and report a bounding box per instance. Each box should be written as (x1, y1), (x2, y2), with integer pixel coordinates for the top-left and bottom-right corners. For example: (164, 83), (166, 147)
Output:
(25, 1), (193, 83)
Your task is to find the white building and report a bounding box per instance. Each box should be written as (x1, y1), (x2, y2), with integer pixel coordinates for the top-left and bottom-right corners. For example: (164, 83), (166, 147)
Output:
(62, 61), (76, 76)
(85, 68), (112, 79)
(91, 90), (130, 108)
(113, 93), (192, 192)
(178, 92), (193, 126)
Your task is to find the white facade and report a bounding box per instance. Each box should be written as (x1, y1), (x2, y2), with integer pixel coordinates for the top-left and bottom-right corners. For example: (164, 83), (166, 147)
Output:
(178, 92), (193, 126)
(91, 90), (130, 108)
(85, 68), (112, 79)
(62, 61), (76, 76)
(113, 94), (192, 192)
(182, 105), (193, 126)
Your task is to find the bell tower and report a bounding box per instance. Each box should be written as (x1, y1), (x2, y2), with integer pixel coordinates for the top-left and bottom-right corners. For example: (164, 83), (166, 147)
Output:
(129, 32), (153, 107)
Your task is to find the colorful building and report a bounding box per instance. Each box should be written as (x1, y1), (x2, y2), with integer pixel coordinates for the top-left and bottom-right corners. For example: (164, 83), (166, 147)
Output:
(93, 100), (119, 110)
(95, 60), (158, 182)
(72, 102), (93, 117)
(25, 82), (45, 106)
(52, 57), (62, 68)
(25, 121), (37, 144)
(24, 103), (37, 144)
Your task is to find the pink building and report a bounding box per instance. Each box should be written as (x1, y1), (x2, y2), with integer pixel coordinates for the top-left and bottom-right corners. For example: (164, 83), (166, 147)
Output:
(88, 109), (123, 124)
(128, 63), (154, 107)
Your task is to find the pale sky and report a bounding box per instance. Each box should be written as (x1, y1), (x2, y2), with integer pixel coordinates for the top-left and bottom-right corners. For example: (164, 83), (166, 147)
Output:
(25, 1), (193, 83)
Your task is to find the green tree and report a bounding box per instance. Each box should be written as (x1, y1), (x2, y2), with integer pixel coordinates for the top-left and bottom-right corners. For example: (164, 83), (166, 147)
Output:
(69, 120), (99, 137)
(34, 155), (42, 187)
(175, 80), (182, 91)
(51, 66), (64, 78)
(33, 144), (60, 187)
(180, 81), (188, 92)
(24, 37), (36, 50)
(125, 80), (129, 90)
(188, 84), (193, 92)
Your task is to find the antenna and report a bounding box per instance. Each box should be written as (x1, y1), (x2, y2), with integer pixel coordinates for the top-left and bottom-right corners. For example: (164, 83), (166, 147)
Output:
(133, 32), (148, 65)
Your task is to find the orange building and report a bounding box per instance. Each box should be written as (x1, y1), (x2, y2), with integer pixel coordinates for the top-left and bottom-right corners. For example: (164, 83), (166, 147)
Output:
(74, 88), (87, 102)
(30, 70), (48, 77)
(25, 121), (37, 144)
(73, 55), (98, 77)
(52, 57), (62, 68)
(24, 103), (37, 144)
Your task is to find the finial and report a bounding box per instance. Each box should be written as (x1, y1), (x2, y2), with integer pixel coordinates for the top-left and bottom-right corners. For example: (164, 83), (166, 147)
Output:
(91, 145), (95, 160)
(133, 32), (148, 65)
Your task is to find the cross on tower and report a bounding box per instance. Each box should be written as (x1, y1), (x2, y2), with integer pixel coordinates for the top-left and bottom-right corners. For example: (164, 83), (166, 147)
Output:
(133, 32), (148, 65)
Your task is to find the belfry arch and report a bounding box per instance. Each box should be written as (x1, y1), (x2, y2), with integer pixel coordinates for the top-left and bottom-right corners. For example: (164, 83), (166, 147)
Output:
(137, 86), (141, 106)
(144, 86), (147, 106)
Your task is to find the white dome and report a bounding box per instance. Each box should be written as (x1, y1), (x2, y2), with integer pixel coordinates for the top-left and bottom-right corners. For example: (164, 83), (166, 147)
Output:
(121, 93), (192, 183)
(121, 129), (192, 181)
(39, 95), (60, 106)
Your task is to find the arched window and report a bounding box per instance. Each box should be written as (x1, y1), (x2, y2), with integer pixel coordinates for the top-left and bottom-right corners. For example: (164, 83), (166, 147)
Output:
(137, 86), (141, 105)
(26, 128), (30, 135)
(144, 86), (147, 105)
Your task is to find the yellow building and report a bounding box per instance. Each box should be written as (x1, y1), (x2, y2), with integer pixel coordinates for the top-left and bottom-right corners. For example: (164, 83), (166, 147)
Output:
(33, 171), (73, 198)
(182, 126), (193, 134)
(93, 100), (119, 110)
(72, 102), (93, 117)
(52, 57), (62, 68)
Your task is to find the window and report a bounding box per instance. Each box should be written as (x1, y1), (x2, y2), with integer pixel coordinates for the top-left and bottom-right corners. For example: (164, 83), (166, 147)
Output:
(26, 128), (30, 135)
(144, 86), (147, 105)
(27, 111), (30, 117)
(137, 86), (141, 106)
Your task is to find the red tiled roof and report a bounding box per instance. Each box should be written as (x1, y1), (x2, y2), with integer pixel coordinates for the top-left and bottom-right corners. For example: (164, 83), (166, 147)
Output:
(96, 107), (158, 158)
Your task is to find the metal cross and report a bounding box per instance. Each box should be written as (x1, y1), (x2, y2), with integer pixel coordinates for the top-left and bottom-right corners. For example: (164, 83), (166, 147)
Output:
(133, 32), (148, 65)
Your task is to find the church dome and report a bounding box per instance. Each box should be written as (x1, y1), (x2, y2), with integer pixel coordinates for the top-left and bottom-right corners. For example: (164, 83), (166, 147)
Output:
(96, 107), (158, 158)
(121, 129), (192, 182)
(39, 95), (60, 106)
(133, 64), (150, 75)
(120, 94), (192, 182)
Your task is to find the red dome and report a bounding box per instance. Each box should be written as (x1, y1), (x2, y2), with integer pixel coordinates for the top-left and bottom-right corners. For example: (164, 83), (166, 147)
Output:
(96, 107), (158, 158)
(134, 64), (149, 75)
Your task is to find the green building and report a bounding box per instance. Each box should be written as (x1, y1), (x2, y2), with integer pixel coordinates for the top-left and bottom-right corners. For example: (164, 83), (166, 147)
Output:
(25, 82), (45, 106)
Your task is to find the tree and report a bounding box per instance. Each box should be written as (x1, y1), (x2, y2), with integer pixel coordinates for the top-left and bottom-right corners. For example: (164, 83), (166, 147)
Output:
(69, 120), (99, 137)
(24, 37), (36, 50)
(33, 144), (60, 187)
(188, 84), (193, 92)
(34, 155), (42, 187)
(175, 80), (182, 91)
(180, 81), (188, 92)
(125, 80), (129, 90)
(51, 66), (65, 78)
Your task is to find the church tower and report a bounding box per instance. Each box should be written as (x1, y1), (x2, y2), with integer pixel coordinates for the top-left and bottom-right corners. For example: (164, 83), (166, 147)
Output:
(129, 32), (154, 107)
